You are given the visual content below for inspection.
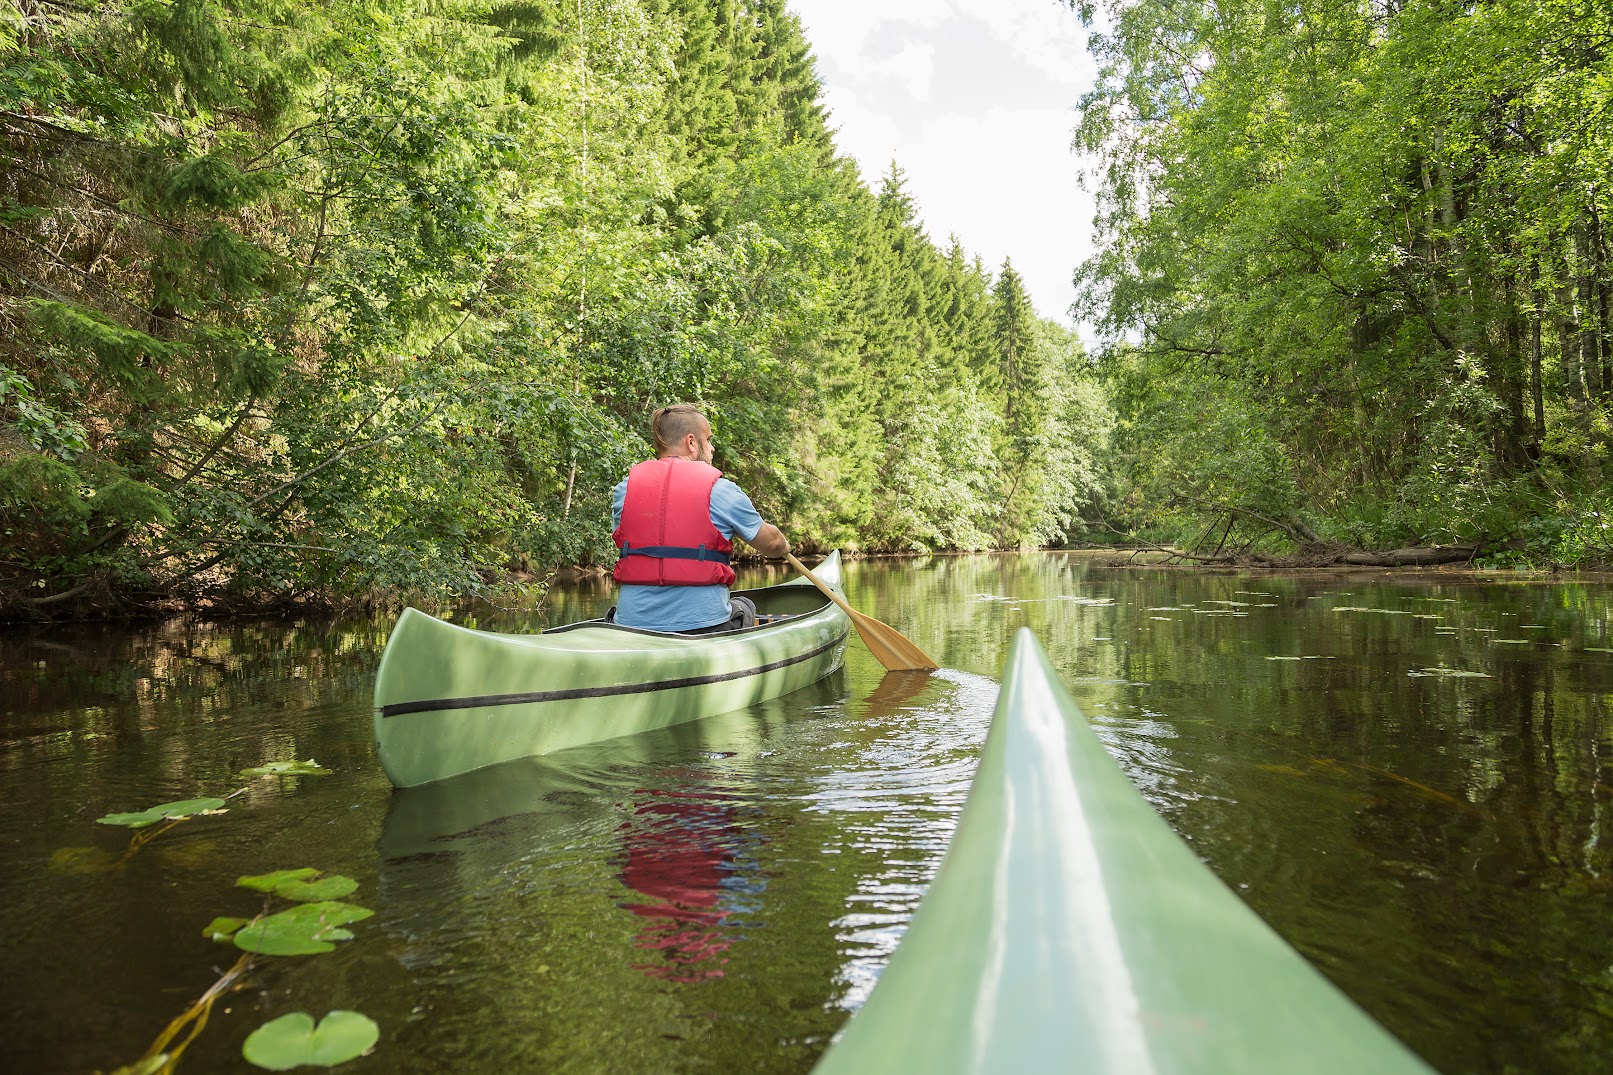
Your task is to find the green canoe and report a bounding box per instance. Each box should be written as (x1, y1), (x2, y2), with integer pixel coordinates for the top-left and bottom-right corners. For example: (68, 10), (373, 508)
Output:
(372, 552), (851, 788)
(811, 628), (1435, 1075)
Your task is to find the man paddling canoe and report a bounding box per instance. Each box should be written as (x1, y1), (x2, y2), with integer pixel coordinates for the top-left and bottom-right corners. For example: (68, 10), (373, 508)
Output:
(610, 404), (791, 633)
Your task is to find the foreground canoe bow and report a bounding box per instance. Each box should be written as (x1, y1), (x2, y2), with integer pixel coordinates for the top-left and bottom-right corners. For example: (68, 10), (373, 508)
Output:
(372, 552), (851, 787)
(811, 628), (1434, 1075)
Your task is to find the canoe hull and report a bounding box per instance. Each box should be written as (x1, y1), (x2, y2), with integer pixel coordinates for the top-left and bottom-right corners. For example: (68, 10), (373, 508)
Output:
(811, 628), (1434, 1075)
(373, 554), (850, 787)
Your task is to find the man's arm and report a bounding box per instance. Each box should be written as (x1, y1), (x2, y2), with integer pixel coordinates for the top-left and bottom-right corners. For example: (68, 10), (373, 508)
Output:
(744, 522), (791, 558)
(710, 479), (790, 558)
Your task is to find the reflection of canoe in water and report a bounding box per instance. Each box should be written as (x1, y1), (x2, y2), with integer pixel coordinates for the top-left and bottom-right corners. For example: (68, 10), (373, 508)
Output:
(372, 553), (851, 787)
(376, 697), (823, 859)
(811, 628), (1435, 1075)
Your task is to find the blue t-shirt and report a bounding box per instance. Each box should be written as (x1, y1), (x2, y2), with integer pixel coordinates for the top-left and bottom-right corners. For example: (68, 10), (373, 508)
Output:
(611, 475), (765, 632)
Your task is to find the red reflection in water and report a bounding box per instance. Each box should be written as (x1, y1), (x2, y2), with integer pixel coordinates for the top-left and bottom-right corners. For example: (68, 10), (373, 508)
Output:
(618, 788), (739, 981)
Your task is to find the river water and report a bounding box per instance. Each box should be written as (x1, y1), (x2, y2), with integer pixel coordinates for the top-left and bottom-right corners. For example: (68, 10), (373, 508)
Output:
(3, 552), (1612, 1074)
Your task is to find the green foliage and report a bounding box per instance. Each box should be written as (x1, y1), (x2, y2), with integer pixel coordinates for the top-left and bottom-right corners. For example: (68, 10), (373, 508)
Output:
(1074, 0), (1613, 557)
(232, 901), (375, 956)
(2, 0), (1111, 616)
(1, 365), (88, 458)
(243, 1011), (379, 1071)
(0, 453), (88, 523)
(237, 868), (322, 894)
(96, 798), (227, 829)
(1551, 497), (1613, 568)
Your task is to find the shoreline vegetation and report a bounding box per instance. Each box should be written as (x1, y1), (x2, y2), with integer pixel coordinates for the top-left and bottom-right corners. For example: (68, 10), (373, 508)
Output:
(4, 0), (1609, 623)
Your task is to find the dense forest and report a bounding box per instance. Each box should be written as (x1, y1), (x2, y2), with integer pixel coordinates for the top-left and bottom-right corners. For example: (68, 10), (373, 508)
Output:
(4, 0), (1610, 619)
(1073, 0), (1612, 567)
(0, 0), (1106, 617)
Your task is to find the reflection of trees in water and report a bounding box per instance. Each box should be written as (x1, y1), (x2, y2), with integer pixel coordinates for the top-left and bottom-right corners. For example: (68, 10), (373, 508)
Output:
(616, 785), (763, 982)
(3, 617), (387, 721)
(2, 616), (392, 802)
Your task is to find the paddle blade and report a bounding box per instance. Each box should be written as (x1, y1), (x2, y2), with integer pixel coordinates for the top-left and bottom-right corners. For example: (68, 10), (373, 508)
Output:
(849, 608), (940, 671)
(786, 552), (938, 672)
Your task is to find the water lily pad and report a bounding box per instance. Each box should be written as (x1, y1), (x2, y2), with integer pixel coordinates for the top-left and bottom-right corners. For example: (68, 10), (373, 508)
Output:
(240, 759), (332, 778)
(204, 916), (250, 942)
(277, 875), (358, 902)
(243, 1010), (378, 1070)
(233, 901), (374, 956)
(238, 868), (321, 893)
(97, 798), (227, 829)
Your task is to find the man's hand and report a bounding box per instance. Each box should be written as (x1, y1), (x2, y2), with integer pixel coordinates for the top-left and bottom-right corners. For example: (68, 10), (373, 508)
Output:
(746, 523), (791, 558)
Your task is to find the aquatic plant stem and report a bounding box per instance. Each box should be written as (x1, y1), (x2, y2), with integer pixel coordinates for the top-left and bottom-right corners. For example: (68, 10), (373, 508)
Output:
(134, 952), (254, 1074)
(117, 787), (253, 865)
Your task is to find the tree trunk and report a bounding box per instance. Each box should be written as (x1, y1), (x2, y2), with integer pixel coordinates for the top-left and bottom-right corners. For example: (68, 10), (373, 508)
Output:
(1578, 226), (1602, 397)
(1559, 275), (1585, 403)
(1502, 271), (1528, 468)
(1340, 545), (1479, 567)
(1530, 261), (1544, 453)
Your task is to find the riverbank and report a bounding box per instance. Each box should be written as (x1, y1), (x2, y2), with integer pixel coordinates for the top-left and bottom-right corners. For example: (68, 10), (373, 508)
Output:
(11, 541), (1612, 625)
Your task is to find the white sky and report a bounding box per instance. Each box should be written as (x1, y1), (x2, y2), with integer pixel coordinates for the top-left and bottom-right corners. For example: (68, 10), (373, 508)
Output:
(789, 0), (1099, 332)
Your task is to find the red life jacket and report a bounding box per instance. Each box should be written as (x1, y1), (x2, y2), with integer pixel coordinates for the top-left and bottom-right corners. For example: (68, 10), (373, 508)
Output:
(612, 458), (736, 587)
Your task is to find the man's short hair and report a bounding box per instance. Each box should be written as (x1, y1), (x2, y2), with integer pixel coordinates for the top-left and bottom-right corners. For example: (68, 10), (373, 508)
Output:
(651, 404), (707, 456)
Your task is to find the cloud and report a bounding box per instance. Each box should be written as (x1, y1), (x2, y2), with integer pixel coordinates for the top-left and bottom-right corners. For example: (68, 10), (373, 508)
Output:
(859, 39), (936, 103)
(900, 107), (1096, 323)
(793, 0), (1101, 331)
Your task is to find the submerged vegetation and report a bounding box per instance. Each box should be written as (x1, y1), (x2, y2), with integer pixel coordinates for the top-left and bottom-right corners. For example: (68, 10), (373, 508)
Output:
(63, 766), (379, 1074)
(0, 0), (1104, 619)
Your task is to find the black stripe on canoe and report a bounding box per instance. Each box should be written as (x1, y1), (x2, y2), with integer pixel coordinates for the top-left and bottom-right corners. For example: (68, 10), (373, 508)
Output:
(378, 629), (850, 718)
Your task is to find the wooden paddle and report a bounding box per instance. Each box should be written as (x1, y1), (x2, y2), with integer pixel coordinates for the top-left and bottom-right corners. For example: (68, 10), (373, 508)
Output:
(787, 553), (938, 671)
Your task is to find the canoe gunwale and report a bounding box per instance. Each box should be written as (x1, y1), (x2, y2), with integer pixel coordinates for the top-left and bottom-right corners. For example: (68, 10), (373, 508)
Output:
(808, 628), (1435, 1075)
(541, 578), (835, 639)
(378, 625), (850, 718)
(371, 551), (851, 786)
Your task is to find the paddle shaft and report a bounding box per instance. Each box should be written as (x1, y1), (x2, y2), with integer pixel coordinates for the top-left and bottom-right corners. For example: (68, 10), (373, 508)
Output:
(787, 554), (861, 621)
(786, 554), (939, 671)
